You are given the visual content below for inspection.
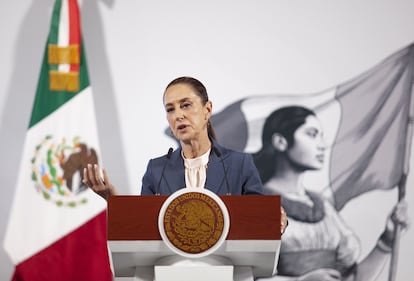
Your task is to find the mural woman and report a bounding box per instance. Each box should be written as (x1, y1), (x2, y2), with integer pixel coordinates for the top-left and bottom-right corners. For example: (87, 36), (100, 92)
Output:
(253, 106), (409, 281)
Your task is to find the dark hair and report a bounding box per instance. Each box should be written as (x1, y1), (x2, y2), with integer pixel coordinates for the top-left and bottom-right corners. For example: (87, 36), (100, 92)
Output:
(253, 106), (316, 183)
(165, 76), (217, 140)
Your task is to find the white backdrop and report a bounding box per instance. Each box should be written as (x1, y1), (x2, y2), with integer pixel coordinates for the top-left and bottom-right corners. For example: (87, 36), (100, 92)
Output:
(1, 0), (414, 280)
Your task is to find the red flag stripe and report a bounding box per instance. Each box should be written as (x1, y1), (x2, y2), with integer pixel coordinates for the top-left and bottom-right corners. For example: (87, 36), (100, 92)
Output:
(12, 211), (112, 281)
(68, 0), (80, 72)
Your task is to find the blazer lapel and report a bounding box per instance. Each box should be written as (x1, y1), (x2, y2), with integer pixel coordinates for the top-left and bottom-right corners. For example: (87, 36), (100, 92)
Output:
(205, 148), (227, 194)
(163, 150), (186, 193)
(163, 144), (229, 194)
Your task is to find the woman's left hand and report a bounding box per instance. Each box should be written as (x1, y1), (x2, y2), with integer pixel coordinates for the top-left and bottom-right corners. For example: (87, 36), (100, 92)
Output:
(378, 200), (410, 251)
(386, 200), (410, 232)
(281, 206), (288, 235)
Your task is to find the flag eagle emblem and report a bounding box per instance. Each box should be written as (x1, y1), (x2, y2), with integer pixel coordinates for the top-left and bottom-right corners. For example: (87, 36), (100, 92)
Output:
(31, 135), (99, 207)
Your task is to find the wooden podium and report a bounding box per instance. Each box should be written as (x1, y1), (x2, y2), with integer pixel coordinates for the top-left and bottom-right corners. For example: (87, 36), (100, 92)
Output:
(107, 193), (281, 281)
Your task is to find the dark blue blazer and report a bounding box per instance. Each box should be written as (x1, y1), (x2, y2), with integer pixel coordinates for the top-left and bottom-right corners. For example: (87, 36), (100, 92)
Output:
(140, 142), (264, 195)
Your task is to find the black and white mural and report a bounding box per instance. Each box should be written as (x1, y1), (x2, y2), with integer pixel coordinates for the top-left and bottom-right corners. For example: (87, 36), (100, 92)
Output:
(211, 44), (413, 280)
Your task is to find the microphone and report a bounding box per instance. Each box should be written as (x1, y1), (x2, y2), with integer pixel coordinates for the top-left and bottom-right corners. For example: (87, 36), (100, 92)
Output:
(155, 147), (173, 195)
(213, 146), (231, 195)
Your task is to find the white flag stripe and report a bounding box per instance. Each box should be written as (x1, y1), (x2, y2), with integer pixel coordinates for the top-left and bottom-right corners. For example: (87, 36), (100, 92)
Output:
(58, 0), (70, 72)
(4, 87), (107, 264)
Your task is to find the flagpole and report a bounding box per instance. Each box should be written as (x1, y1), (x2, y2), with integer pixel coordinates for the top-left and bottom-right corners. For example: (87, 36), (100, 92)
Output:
(388, 45), (414, 281)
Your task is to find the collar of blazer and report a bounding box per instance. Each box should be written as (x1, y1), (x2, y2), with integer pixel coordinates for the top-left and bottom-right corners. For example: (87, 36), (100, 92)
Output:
(165, 141), (230, 194)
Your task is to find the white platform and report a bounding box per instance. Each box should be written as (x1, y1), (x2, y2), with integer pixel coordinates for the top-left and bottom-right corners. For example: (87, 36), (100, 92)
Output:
(108, 239), (280, 281)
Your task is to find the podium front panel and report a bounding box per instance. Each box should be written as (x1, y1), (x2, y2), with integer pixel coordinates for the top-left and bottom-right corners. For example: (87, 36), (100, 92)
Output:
(107, 195), (281, 240)
(107, 195), (281, 278)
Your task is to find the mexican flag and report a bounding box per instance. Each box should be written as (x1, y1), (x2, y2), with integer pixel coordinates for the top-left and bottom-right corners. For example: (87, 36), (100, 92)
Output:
(3, 0), (113, 280)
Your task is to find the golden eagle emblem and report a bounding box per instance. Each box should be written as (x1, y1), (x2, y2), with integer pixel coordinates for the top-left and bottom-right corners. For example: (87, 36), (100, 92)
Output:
(163, 192), (225, 254)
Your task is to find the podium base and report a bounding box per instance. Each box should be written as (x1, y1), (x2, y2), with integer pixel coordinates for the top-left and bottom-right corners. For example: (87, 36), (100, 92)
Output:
(155, 265), (233, 281)
(128, 256), (254, 281)
(155, 255), (232, 266)
(155, 255), (233, 281)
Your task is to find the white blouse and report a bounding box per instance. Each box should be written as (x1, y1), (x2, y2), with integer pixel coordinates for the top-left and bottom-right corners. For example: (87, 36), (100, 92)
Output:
(183, 148), (211, 188)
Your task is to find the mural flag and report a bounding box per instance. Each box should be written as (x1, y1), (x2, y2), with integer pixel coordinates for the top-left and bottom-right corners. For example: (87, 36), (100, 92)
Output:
(3, 0), (113, 280)
(211, 43), (414, 210)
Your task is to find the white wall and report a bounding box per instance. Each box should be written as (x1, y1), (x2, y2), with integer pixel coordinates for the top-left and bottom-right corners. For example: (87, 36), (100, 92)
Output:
(1, 0), (414, 280)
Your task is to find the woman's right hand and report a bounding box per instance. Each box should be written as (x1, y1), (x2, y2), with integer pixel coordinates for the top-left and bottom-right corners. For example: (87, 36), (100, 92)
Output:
(297, 268), (341, 281)
(83, 164), (117, 200)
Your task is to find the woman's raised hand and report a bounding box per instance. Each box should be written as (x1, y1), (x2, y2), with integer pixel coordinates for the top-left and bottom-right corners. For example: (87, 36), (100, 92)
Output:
(83, 164), (117, 200)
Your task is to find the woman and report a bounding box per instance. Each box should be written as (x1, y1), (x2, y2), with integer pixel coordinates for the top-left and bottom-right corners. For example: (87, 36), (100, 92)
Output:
(254, 106), (408, 281)
(83, 77), (289, 227)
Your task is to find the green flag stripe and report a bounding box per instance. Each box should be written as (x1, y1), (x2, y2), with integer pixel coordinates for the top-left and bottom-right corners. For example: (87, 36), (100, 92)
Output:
(48, 0), (62, 45)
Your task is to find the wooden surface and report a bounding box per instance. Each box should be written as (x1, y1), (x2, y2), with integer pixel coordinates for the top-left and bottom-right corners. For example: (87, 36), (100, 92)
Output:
(107, 195), (281, 241)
